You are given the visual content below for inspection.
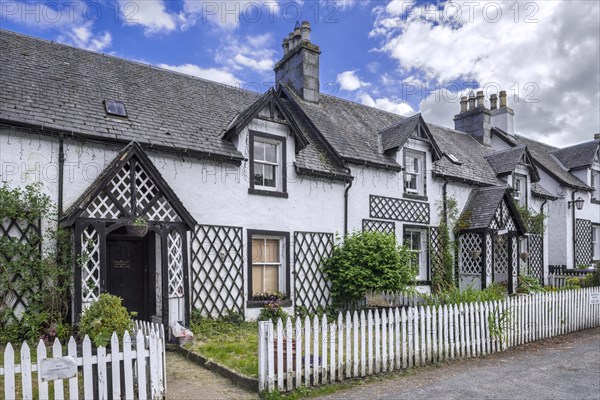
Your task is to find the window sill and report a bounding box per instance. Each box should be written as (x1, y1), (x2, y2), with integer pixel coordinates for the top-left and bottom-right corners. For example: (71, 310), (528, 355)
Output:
(248, 188), (289, 198)
(403, 193), (428, 202)
(247, 299), (293, 309)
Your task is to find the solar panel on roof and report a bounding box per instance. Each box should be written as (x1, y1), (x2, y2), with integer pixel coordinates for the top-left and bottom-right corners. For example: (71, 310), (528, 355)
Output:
(104, 100), (127, 117)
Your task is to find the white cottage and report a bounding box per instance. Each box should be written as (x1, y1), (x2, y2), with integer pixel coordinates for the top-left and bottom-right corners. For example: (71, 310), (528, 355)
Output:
(1, 25), (598, 327)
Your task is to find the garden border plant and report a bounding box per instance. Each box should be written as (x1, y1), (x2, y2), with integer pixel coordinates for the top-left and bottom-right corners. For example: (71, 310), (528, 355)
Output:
(0, 183), (72, 344)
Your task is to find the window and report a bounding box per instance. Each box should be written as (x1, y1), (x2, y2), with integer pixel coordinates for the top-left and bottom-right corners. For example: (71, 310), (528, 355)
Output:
(104, 100), (127, 117)
(248, 230), (289, 302)
(249, 132), (287, 196)
(404, 228), (428, 282)
(592, 171), (600, 201)
(593, 226), (600, 261)
(513, 174), (527, 207)
(404, 150), (426, 197)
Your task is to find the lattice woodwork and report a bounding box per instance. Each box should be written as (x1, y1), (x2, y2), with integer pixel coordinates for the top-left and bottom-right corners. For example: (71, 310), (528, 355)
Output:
(575, 219), (592, 266)
(494, 235), (509, 274)
(528, 234), (544, 283)
(511, 236), (519, 290)
(82, 159), (181, 223)
(370, 195), (430, 224)
(294, 232), (334, 313)
(168, 230), (185, 298)
(490, 200), (517, 232)
(0, 218), (41, 320)
(81, 225), (101, 305)
(429, 227), (442, 276)
(459, 233), (482, 275)
(362, 219), (395, 236)
(190, 225), (244, 317)
(485, 233), (493, 283)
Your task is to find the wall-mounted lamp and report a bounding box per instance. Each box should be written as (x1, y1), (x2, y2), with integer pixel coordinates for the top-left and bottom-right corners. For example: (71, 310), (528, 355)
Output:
(470, 250), (482, 260)
(568, 197), (585, 210)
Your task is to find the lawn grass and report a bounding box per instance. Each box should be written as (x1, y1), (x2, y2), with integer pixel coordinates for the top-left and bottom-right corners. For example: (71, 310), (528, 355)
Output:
(186, 319), (259, 378)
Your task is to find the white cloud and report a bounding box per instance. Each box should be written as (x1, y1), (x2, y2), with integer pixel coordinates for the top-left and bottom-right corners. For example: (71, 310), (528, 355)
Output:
(320, 0), (366, 12)
(58, 24), (112, 52)
(371, 0), (600, 145)
(360, 93), (414, 116)
(183, 0), (281, 30)
(215, 33), (277, 76)
(118, 0), (181, 35)
(157, 63), (242, 86)
(337, 70), (369, 91)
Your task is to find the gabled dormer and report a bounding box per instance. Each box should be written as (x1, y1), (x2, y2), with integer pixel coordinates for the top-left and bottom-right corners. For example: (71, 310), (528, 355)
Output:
(484, 145), (542, 207)
(378, 113), (442, 160)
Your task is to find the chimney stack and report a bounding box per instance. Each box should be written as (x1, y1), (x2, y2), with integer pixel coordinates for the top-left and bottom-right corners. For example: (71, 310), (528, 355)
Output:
(490, 90), (514, 137)
(274, 21), (321, 103)
(490, 94), (498, 110)
(594, 133), (600, 140)
(454, 90), (492, 146)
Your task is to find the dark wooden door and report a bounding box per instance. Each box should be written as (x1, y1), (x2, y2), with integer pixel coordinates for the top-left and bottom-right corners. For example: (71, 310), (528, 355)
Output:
(107, 236), (149, 320)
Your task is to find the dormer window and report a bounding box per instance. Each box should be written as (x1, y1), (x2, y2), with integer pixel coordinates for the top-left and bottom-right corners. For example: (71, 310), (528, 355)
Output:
(404, 149), (426, 197)
(513, 174), (527, 207)
(249, 131), (288, 198)
(104, 100), (127, 117)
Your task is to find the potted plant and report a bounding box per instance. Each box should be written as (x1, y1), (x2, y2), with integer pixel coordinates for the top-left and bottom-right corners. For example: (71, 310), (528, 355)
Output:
(127, 216), (149, 237)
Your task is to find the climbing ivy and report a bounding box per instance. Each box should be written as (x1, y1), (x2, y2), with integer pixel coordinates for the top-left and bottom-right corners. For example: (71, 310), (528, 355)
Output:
(432, 197), (459, 293)
(0, 183), (72, 344)
(515, 204), (546, 235)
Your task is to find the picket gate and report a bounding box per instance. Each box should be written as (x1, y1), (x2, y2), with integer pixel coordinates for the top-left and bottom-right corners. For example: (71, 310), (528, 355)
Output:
(258, 287), (600, 393)
(1, 321), (166, 399)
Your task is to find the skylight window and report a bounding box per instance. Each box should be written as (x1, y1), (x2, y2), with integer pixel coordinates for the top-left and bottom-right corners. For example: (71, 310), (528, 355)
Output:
(104, 100), (127, 117)
(447, 154), (462, 164)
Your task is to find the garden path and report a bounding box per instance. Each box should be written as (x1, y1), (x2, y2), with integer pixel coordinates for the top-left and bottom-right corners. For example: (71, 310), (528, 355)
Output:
(166, 351), (258, 400)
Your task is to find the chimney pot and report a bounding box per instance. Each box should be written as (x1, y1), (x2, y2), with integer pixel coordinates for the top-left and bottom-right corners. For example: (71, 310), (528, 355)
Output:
(468, 92), (476, 110)
(300, 21), (311, 42)
(490, 94), (498, 110)
(476, 90), (485, 108)
(499, 90), (507, 108)
(460, 96), (468, 113)
(282, 38), (289, 56)
(595, 133), (600, 140)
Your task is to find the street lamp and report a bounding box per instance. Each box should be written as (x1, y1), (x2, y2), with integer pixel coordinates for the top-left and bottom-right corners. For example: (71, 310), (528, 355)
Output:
(569, 197), (585, 210)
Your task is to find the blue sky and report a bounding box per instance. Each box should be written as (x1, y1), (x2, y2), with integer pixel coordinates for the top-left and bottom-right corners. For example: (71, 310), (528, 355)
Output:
(1, 0), (599, 146)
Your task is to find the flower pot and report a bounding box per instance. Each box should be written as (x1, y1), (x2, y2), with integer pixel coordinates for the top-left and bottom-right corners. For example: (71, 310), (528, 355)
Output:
(126, 224), (149, 237)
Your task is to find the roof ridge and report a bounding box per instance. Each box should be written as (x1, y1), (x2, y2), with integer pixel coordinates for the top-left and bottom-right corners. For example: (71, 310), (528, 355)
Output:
(483, 144), (526, 158)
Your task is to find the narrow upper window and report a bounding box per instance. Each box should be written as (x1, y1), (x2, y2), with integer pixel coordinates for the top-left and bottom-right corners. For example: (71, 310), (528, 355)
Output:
(249, 132), (287, 197)
(104, 100), (127, 117)
(404, 150), (426, 197)
(591, 171), (600, 201)
(513, 174), (527, 207)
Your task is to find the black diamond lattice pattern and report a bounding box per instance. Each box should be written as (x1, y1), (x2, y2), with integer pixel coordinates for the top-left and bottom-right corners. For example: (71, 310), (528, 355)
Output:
(370, 195), (430, 224)
(190, 225), (244, 318)
(494, 235), (509, 274)
(0, 217), (41, 320)
(575, 219), (592, 266)
(429, 227), (443, 276)
(459, 233), (482, 275)
(294, 232), (334, 313)
(362, 219), (395, 236)
(528, 234), (544, 283)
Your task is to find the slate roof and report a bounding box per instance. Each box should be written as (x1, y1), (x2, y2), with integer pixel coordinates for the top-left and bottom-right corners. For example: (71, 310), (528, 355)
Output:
(378, 114), (421, 152)
(531, 182), (559, 200)
(483, 145), (540, 182)
(458, 186), (526, 233)
(550, 140), (600, 170)
(492, 128), (590, 191)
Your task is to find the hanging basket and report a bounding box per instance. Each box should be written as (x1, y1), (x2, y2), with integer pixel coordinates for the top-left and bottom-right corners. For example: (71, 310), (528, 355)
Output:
(126, 224), (149, 237)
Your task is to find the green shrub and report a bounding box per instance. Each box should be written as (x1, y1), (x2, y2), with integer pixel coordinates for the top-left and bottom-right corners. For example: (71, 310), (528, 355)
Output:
(565, 277), (582, 288)
(517, 274), (544, 294)
(78, 294), (134, 347)
(581, 269), (600, 288)
(258, 299), (289, 322)
(322, 231), (417, 307)
(425, 283), (506, 305)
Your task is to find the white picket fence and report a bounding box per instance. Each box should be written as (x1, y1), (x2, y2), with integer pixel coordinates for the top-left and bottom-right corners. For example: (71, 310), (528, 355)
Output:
(258, 287), (600, 393)
(1, 321), (166, 400)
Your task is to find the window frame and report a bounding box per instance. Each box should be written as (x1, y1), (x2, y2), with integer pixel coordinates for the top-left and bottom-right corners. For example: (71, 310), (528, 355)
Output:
(591, 170), (600, 202)
(403, 225), (430, 284)
(403, 149), (427, 199)
(592, 225), (600, 261)
(246, 229), (291, 307)
(513, 173), (528, 207)
(249, 131), (287, 198)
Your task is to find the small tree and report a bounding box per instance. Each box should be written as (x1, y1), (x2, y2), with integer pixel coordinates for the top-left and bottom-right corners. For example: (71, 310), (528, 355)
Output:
(322, 231), (417, 307)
